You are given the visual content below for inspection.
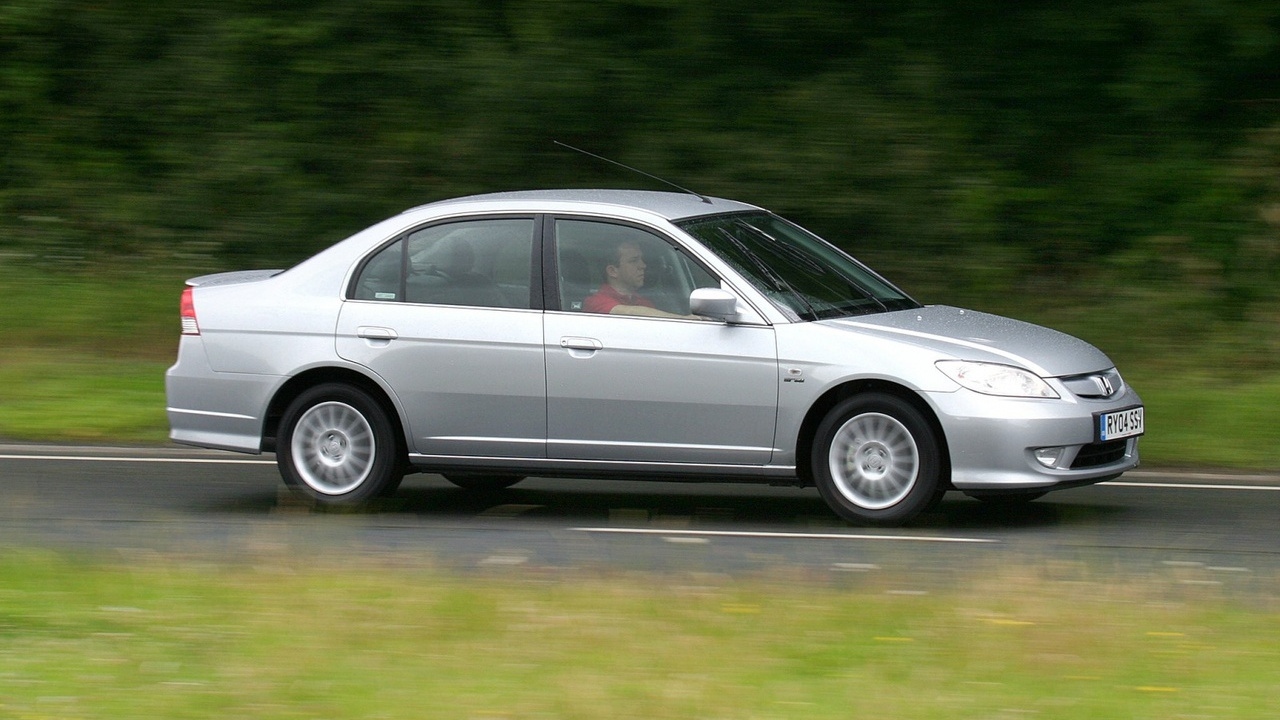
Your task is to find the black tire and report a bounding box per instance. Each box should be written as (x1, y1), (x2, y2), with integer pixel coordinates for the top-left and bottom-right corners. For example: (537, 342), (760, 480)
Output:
(276, 383), (404, 505)
(443, 473), (525, 492)
(811, 393), (944, 526)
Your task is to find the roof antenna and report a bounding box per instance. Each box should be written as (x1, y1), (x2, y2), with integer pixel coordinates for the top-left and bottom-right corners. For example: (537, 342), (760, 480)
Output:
(554, 140), (712, 204)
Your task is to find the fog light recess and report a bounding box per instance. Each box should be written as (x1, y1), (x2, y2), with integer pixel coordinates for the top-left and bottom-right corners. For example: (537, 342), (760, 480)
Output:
(1034, 447), (1068, 469)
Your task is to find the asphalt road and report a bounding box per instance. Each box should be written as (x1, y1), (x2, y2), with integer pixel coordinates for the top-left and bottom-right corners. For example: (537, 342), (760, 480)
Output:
(3, 444), (1278, 596)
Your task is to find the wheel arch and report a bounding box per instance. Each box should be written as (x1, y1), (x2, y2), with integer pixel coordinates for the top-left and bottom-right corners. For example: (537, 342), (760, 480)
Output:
(795, 379), (951, 488)
(262, 367), (407, 455)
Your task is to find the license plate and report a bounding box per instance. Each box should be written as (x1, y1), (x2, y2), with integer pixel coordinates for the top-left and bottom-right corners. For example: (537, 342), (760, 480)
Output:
(1097, 406), (1144, 442)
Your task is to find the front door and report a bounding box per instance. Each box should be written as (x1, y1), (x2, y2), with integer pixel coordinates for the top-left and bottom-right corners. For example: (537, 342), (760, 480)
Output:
(544, 218), (778, 466)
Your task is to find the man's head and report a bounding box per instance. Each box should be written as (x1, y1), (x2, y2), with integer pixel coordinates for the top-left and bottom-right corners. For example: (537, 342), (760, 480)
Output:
(606, 241), (646, 294)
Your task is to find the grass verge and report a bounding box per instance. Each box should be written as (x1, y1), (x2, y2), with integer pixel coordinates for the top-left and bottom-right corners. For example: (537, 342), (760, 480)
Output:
(0, 550), (1277, 719)
(0, 348), (170, 444)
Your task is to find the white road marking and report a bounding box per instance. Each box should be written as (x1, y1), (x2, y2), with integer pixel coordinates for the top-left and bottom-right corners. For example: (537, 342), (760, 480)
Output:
(573, 527), (997, 544)
(662, 536), (710, 544)
(1102, 481), (1280, 491)
(477, 554), (529, 566)
(1127, 469), (1278, 483)
(0, 454), (274, 465)
(833, 563), (880, 572)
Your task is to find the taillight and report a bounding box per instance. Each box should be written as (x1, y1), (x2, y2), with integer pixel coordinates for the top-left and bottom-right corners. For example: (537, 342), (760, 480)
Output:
(180, 287), (200, 335)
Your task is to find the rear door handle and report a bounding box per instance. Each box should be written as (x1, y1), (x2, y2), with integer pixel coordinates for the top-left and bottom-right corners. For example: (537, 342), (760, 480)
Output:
(356, 326), (398, 340)
(560, 336), (603, 351)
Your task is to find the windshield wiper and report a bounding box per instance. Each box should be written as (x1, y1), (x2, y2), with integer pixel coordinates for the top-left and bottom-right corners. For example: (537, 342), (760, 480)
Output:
(731, 220), (888, 316)
(731, 219), (827, 275)
(715, 226), (818, 321)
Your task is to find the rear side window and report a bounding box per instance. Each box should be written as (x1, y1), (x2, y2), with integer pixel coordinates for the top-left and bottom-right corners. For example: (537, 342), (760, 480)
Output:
(353, 241), (403, 301)
(351, 218), (536, 309)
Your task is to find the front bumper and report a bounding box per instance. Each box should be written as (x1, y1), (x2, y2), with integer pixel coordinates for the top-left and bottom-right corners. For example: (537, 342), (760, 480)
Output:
(927, 385), (1142, 491)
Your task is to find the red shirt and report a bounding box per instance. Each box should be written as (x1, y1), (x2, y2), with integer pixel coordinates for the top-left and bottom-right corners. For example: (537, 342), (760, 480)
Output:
(582, 283), (656, 314)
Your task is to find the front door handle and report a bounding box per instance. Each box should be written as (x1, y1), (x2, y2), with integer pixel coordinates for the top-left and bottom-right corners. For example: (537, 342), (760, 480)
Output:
(560, 336), (603, 351)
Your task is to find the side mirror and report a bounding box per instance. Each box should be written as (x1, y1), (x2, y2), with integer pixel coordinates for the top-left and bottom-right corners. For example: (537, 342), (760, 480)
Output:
(689, 288), (739, 321)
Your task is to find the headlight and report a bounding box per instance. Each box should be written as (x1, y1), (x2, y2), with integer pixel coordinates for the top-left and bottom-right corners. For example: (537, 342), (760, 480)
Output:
(935, 360), (1059, 398)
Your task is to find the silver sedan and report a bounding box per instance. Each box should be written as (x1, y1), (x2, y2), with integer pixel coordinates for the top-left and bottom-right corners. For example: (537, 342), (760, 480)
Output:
(165, 190), (1143, 525)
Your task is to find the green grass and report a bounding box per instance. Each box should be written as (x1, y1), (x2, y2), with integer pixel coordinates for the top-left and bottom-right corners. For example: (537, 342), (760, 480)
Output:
(0, 261), (189, 359)
(0, 261), (1276, 469)
(0, 262), (184, 444)
(0, 348), (170, 444)
(0, 550), (1276, 719)
(1121, 370), (1280, 469)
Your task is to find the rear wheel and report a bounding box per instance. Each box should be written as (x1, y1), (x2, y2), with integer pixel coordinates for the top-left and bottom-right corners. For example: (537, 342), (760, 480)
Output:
(811, 393), (944, 526)
(277, 383), (403, 505)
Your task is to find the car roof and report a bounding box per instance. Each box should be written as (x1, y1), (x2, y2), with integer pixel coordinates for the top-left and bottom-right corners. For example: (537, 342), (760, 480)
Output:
(405, 189), (762, 222)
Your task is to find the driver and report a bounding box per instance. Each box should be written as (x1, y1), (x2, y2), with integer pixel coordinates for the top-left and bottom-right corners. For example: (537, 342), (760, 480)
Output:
(582, 241), (696, 319)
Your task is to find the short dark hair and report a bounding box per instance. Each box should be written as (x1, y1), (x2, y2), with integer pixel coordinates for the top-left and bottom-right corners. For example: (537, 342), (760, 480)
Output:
(608, 241), (642, 269)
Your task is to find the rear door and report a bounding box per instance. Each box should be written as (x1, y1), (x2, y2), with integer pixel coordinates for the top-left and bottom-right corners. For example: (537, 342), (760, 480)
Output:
(336, 216), (546, 458)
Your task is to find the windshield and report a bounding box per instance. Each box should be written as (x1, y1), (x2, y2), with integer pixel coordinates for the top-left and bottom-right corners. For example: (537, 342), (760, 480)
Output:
(677, 212), (920, 320)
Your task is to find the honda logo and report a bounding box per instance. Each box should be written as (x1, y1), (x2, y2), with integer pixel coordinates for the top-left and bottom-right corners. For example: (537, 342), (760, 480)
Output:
(1093, 375), (1114, 397)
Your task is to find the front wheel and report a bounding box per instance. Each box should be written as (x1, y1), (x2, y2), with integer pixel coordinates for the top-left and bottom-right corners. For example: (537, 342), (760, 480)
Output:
(277, 383), (403, 505)
(811, 393), (944, 526)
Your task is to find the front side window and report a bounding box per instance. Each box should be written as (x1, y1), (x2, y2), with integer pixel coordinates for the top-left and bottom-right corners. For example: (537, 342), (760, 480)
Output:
(554, 218), (718, 317)
(678, 212), (919, 320)
(351, 218), (535, 309)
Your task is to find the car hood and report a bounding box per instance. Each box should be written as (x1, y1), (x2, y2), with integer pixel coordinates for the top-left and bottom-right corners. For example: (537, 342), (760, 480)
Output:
(826, 305), (1113, 378)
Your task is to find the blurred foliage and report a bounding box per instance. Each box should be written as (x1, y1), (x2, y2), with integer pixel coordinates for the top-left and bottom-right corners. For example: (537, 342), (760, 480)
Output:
(1, 0), (1278, 323)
